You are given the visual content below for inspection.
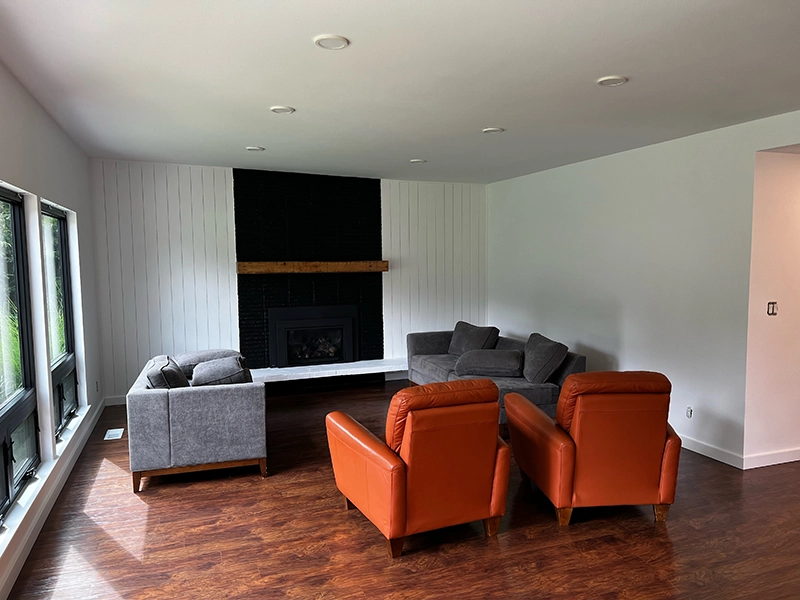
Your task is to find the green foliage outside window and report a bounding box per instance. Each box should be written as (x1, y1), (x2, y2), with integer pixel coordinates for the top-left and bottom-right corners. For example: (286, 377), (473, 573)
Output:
(0, 201), (23, 405)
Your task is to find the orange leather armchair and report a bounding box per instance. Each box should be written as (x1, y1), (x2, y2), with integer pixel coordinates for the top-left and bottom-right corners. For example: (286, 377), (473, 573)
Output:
(506, 371), (681, 525)
(326, 379), (511, 557)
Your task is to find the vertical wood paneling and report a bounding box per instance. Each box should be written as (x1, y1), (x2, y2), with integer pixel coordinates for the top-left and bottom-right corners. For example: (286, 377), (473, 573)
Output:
(92, 160), (238, 399)
(381, 180), (488, 360)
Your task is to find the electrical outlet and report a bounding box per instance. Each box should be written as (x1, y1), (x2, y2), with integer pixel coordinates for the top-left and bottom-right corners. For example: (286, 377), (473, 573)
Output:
(96, 381), (99, 392)
(686, 406), (693, 419)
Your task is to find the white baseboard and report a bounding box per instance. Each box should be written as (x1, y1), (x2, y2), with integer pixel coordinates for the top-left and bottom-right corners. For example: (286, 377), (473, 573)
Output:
(103, 395), (126, 406)
(0, 399), (105, 600)
(384, 370), (408, 381)
(742, 447), (800, 470)
(680, 434), (744, 469)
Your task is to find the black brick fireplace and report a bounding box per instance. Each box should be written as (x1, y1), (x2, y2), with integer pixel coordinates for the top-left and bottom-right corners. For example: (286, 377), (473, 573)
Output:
(234, 169), (384, 369)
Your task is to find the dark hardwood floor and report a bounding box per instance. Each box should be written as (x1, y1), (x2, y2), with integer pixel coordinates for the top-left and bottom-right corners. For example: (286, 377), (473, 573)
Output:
(9, 380), (800, 599)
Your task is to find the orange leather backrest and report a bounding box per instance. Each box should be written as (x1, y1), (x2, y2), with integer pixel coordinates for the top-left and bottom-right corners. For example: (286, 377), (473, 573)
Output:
(399, 400), (500, 536)
(385, 379), (498, 453)
(558, 372), (672, 507)
(556, 371), (671, 433)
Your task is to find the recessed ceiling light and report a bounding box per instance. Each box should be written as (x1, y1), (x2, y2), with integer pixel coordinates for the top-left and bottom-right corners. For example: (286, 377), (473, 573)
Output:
(270, 106), (296, 114)
(482, 127), (505, 134)
(246, 146), (265, 151)
(314, 34), (350, 50)
(596, 75), (629, 87)
(409, 158), (427, 164)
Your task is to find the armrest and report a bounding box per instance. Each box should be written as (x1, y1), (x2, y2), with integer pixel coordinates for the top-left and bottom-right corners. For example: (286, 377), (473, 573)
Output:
(658, 424), (682, 504)
(505, 393), (575, 509)
(490, 436), (511, 517)
(326, 411), (406, 539)
(407, 331), (454, 369)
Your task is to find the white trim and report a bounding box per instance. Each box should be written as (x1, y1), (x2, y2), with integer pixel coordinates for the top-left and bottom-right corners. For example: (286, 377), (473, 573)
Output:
(103, 395), (126, 406)
(742, 447), (800, 470)
(680, 434), (744, 469)
(0, 399), (104, 599)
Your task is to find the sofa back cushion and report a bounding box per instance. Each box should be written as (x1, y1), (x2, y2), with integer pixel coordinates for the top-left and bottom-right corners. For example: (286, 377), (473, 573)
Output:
(523, 333), (568, 384)
(173, 349), (243, 378)
(146, 356), (190, 389)
(448, 321), (499, 356)
(191, 356), (252, 386)
(454, 349), (523, 377)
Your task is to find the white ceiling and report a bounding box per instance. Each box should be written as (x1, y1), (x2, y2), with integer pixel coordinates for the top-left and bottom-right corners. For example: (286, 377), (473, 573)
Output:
(2, 0), (800, 184)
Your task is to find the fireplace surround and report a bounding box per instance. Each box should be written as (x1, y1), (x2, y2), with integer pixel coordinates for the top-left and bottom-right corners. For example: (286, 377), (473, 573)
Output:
(234, 168), (384, 369)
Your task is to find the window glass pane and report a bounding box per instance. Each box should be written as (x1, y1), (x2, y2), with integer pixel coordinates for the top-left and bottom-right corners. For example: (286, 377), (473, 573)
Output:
(0, 201), (23, 406)
(11, 411), (37, 483)
(61, 372), (77, 421)
(42, 214), (67, 364)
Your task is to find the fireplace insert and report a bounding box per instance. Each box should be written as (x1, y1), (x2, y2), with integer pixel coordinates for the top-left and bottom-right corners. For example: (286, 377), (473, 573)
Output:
(268, 305), (359, 368)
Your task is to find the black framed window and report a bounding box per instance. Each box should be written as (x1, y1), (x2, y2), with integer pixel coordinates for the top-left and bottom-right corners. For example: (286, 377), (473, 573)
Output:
(41, 206), (76, 436)
(0, 186), (38, 522)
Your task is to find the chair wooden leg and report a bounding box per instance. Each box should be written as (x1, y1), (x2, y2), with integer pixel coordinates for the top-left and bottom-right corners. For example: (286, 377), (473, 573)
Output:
(132, 472), (142, 494)
(483, 516), (502, 537)
(344, 495), (355, 510)
(556, 507), (572, 526)
(386, 537), (405, 558)
(653, 504), (670, 522)
(259, 457), (268, 477)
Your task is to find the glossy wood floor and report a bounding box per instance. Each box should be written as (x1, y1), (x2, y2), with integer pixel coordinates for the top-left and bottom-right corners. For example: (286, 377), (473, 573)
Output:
(10, 380), (800, 599)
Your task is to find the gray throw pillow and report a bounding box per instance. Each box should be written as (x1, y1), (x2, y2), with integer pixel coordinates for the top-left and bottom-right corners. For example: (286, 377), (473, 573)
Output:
(523, 333), (568, 383)
(448, 321), (500, 356)
(191, 356), (252, 386)
(173, 349), (243, 378)
(146, 356), (190, 389)
(454, 349), (523, 377)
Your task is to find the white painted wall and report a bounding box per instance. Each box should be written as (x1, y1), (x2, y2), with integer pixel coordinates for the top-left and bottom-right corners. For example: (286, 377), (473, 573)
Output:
(381, 180), (487, 359)
(91, 160), (238, 401)
(488, 109), (800, 469)
(743, 151), (800, 468)
(0, 59), (102, 599)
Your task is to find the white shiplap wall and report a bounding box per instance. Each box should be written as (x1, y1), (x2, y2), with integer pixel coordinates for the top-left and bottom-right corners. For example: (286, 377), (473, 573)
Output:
(91, 160), (238, 400)
(381, 180), (488, 359)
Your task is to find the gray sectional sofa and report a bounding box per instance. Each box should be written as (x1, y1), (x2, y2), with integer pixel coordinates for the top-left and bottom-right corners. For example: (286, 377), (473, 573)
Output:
(407, 322), (586, 423)
(126, 349), (267, 492)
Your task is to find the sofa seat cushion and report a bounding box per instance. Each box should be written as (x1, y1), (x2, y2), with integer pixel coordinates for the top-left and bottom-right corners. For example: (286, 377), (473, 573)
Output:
(410, 354), (459, 382)
(146, 356), (190, 389)
(191, 356), (252, 386)
(174, 349), (243, 379)
(448, 374), (560, 423)
(447, 321), (500, 356)
(523, 333), (568, 383)
(454, 349), (523, 377)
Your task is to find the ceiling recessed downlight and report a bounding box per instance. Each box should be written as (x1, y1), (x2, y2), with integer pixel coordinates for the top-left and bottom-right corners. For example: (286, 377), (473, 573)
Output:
(482, 127), (505, 134)
(596, 75), (629, 87)
(270, 106), (296, 114)
(246, 146), (265, 151)
(314, 34), (350, 50)
(409, 158), (427, 164)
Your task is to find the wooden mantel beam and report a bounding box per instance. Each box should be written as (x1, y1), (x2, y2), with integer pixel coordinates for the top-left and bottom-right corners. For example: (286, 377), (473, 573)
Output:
(237, 261), (389, 274)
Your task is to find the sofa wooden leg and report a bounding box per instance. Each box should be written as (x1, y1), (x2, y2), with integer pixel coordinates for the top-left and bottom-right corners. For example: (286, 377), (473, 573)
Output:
(132, 472), (142, 494)
(259, 457), (267, 477)
(483, 516), (502, 537)
(386, 537), (405, 558)
(556, 507), (572, 526)
(653, 504), (670, 522)
(344, 495), (356, 510)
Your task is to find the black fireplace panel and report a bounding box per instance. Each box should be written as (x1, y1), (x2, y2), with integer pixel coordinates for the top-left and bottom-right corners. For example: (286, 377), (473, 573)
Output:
(268, 305), (359, 367)
(234, 168), (384, 369)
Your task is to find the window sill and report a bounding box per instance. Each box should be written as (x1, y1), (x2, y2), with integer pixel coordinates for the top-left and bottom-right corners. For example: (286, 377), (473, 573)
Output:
(0, 400), (104, 597)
